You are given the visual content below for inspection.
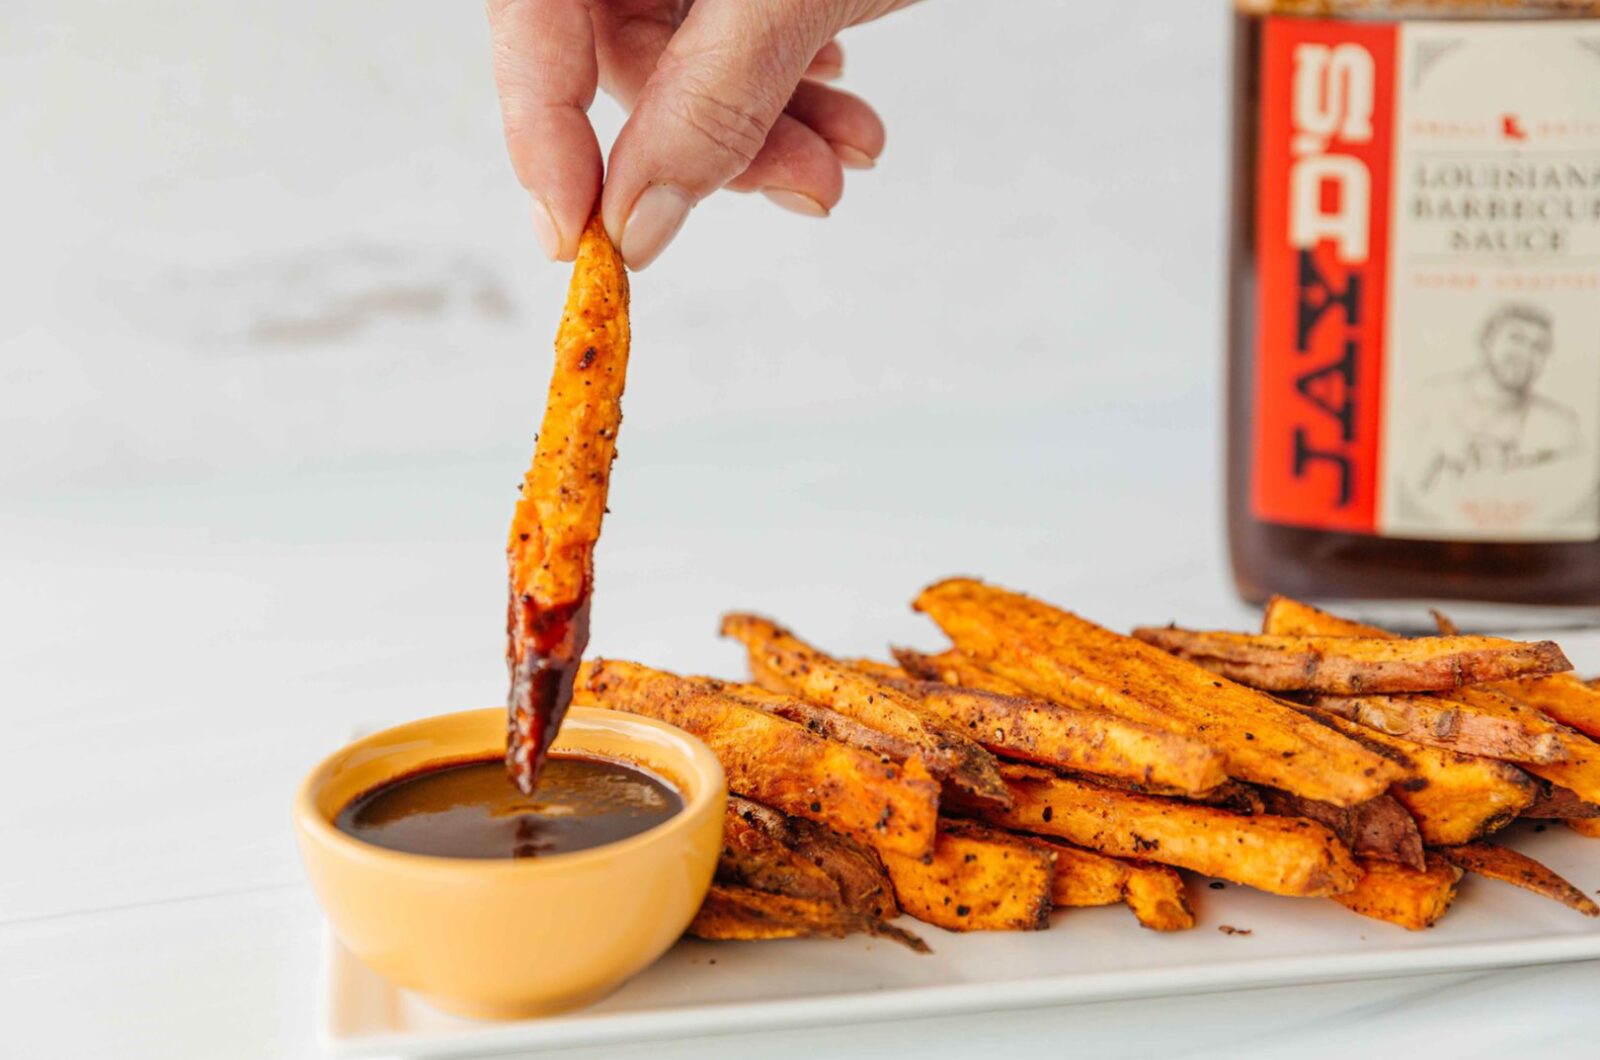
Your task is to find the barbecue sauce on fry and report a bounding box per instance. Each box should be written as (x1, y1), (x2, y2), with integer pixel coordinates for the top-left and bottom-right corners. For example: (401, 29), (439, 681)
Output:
(335, 755), (680, 859)
(507, 591), (591, 794)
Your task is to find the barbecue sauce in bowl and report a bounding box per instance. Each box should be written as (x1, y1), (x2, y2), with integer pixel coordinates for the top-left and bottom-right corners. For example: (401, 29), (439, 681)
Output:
(335, 754), (682, 860)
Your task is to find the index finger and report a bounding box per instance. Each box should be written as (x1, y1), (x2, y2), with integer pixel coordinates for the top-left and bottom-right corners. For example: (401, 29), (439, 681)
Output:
(487, 0), (604, 261)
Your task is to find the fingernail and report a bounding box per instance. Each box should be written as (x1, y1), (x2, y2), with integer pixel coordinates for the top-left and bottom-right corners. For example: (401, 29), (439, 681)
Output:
(529, 197), (562, 261)
(830, 143), (876, 171)
(762, 189), (830, 218)
(809, 63), (843, 82)
(620, 184), (693, 270)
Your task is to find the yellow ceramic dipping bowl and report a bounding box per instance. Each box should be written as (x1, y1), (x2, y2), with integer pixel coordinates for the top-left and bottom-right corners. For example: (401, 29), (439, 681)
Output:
(293, 706), (726, 1020)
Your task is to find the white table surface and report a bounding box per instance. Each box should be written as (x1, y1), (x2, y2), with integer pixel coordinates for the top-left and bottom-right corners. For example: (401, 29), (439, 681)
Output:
(7, 2), (1600, 1056)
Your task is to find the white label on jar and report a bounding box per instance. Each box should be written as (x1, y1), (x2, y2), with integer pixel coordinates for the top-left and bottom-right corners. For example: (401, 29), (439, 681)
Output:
(1379, 22), (1600, 541)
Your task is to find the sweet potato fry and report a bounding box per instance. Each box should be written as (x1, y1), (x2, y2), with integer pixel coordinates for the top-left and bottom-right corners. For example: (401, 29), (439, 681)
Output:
(692, 676), (932, 774)
(1260, 602), (1600, 826)
(737, 657), (1010, 812)
(691, 673), (1118, 827)
(894, 647), (1035, 698)
(1123, 865), (1196, 932)
(879, 819), (1055, 932)
(1305, 692), (1568, 764)
(1434, 842), (1600, 917)
(1270, 601), (1590, 746)
(844, 657), (913, 683)
(1008, 772), (1262, 814)
(688, 885), (854, 942)
(1258, 790), (1425, 871)
(688, 885), (928, 951)
(1132, 627), (1570, 694)
(1410, 697), (1599, 805)
(1504, 711), (1600, 807)
(858, 653), (1229, 797)
(1260, 600), (1600, 806)
(785, 815), (903, 921)
(1524, 781), (1600, 820)
(1495, 673), (1600, 741)
(913, 578), (1401, 807)
(978, 763), (1360, 897)
(1302, 709), (1534, 846)
(712, 797), (922, 947)
(1186, 781), (1268, 815)
(722, 614), (1011, 809)
(744, 652), (797, 698)
(575, 659), (939, 857)
(717, 797), (842, 904)
(1330, 856), (1462, 930)
(1312, 602), (1600, 768)
(1261, 596), (1381, 638)
(719, 797), (900, 919)
(1344, 688), (1600, 807)
(892, 645), (1235, 801)
(1567, 818), (1600, 838)
(1029, 836), (1126, 907)
(505, 213), (630, 793)
(1029, 836), (1195, 931)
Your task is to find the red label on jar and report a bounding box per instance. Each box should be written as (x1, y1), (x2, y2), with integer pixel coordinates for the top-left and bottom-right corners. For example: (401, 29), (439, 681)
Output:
(1252, 18), (1397, 534)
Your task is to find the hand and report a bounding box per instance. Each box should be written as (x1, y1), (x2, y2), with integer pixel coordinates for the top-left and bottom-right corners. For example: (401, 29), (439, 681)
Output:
(486, 0), (914, 269)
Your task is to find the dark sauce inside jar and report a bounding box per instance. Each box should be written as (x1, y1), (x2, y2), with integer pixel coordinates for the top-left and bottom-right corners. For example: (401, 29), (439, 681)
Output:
(1227, 0), (1600, 616)
(335, 755), (683, 860)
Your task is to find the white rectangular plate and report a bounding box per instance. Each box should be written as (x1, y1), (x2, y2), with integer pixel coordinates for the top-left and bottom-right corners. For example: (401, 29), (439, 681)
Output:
(322, 821), (1600, 1057)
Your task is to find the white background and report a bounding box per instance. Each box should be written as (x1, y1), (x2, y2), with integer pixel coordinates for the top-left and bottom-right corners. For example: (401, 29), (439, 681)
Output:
(7, 2), (1600, 1057)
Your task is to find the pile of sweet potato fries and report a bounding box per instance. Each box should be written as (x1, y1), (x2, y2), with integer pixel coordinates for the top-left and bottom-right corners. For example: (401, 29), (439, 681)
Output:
(573, 579), (1600, 948)
(498, 218), (1597, 949)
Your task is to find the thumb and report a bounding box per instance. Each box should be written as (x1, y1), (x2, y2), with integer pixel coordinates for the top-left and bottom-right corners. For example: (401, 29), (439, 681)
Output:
(600, 0), (840, 269)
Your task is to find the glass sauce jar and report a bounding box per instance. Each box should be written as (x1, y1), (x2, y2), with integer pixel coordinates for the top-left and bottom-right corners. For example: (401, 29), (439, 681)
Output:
(1227, 0), (1600, 619)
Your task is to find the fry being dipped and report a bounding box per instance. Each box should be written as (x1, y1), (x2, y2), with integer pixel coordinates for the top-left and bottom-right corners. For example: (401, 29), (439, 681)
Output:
(505, 213), (630, 792)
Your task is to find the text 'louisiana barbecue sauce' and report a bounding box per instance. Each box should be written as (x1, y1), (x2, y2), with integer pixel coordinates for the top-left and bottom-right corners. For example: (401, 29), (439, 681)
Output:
(1227, 1), (1600, 618)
